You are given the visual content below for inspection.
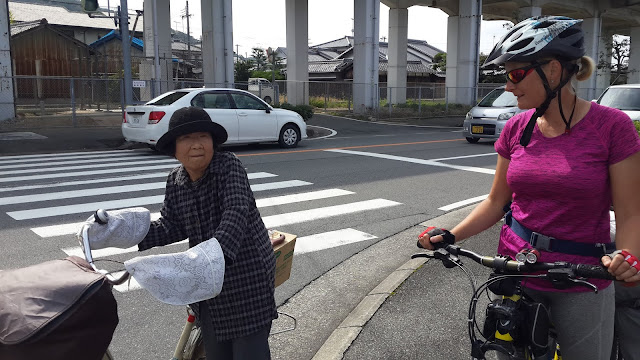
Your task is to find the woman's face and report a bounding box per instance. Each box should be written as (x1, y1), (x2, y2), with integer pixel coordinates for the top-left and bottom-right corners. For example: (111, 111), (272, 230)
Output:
(174, 132), (214, 181)
(504, 61), (551, 110)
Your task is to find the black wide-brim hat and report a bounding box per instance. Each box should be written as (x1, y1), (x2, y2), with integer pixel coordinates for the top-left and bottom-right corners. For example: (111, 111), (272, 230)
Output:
(156, 106), (228, 155)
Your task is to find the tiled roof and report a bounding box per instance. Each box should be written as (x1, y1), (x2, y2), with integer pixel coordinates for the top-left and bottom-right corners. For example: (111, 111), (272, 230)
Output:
(9, 18), (45, 36)
(312, 36), (353, 49)
(172, 42), (202, 52)
(378, 61), (439, 75)
(9, 0), (143, 32)
(308, 60), (352, 73)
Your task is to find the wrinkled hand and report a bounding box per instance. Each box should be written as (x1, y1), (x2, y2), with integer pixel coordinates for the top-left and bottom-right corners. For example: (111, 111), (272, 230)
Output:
(601, 250), (640, 283)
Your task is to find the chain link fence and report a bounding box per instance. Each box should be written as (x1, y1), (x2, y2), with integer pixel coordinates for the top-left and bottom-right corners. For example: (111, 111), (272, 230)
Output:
(1, 71), (506, 126)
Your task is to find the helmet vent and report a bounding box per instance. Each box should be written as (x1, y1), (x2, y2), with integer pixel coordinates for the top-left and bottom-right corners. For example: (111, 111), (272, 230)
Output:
(533, 20), (554, 29)
(508, 38), (533, 52)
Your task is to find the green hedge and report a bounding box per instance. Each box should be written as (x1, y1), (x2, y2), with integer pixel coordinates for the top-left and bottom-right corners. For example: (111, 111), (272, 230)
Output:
(278, 103), (314, 121)
(635, 120), (640, 135)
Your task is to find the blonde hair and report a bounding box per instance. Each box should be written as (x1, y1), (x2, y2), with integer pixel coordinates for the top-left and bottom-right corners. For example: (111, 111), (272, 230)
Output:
(575, 56), (594, 81)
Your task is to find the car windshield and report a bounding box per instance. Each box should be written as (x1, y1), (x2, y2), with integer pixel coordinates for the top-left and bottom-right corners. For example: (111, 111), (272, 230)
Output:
(477, 88), (517, 107)
(598, 88), (640, 110)
(147, 91), (189, 106)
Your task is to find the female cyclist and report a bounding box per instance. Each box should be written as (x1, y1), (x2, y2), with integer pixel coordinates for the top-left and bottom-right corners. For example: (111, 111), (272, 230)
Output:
(419, 16), (640, 359)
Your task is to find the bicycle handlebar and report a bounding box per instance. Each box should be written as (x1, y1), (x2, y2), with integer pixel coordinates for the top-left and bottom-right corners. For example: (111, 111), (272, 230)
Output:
(413, 243), (615, 281)
(78, 209), (131, 286)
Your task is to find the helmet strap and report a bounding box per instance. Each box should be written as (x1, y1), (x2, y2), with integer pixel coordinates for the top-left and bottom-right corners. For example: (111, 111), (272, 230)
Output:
(519, 62), (575, 147)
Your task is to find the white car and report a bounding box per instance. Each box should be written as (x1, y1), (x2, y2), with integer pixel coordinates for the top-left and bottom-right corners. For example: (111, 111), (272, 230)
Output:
(122, 88), (307, 149)
(595, 83), (640, 122)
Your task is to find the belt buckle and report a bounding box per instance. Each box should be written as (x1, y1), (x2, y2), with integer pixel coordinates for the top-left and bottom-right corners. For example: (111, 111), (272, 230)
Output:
(530, 232), (553, 252)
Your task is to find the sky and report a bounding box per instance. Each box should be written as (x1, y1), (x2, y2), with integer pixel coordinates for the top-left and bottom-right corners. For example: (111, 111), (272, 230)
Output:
(122, 0), (513, 58)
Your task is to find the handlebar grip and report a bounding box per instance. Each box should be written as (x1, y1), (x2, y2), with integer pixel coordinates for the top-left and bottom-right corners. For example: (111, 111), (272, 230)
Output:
(94, 209), (109, 224)
(574, 264), (616, 280)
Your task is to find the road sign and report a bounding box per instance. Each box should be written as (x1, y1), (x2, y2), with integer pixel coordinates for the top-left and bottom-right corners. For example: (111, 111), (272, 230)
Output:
(132, 80), (146, 88)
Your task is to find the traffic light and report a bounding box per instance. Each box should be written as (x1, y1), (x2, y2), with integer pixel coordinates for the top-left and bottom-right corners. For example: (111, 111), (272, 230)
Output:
(82, 0), (99, 13)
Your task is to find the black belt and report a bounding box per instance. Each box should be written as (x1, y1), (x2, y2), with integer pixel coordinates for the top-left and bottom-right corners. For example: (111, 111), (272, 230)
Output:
(505, 211), (615, 258)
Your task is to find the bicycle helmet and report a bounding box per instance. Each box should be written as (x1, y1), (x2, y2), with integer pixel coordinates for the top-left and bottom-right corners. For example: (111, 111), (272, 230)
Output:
(483, 16), (585, 67)
(483, 16), (586, 146)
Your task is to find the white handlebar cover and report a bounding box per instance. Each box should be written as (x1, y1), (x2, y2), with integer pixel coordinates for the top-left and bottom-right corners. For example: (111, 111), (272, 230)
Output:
(124, 237), (225, 305)
(78, 207), (151, 250)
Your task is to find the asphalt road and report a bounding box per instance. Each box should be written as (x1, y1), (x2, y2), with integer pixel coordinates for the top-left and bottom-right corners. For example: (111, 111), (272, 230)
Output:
(0, 114), (499, 359)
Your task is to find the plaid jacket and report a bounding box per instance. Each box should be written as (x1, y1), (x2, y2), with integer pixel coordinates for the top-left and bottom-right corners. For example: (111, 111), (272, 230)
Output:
(138, 151), (277, 341)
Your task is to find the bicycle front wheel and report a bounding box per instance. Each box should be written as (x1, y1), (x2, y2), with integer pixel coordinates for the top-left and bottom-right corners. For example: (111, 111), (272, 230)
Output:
(182, 325), (206, 360)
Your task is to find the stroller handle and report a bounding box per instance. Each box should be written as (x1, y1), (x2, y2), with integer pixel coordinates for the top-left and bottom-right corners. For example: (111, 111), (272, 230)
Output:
(78, 214), (131, 286)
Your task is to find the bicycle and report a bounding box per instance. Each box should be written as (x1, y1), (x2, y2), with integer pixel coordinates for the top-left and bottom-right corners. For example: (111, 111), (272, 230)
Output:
(412, 242), (617, 360)
(78, 211), (296, 360)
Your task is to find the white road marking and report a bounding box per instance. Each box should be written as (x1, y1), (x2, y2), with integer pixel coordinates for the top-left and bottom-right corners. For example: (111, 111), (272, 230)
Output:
(294, 228), (377, 254)
(0, 149), (136, 162)
(0, 158), (177, 176)
(438, 194), (488, 211)
(0, 164), (179, 183)
(0, 155), (168, 170)
(11, 180), (311, 220)
(256, 189), (353, 207)
(326, 149), (496, 175)
(262, 199), (401, 228)
(0, 172), (276, 193)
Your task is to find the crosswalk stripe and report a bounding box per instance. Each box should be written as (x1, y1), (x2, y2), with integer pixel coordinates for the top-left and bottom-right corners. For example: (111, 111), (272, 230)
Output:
(33, 212), (162, 238)
(0, 149), (136, 163)
(62, 239), (188, 259)
(0, 173), (170, 193)
(255, 189), (353, 207)
(0, 164), (179, 183)
(0, 183), (166, 206)
(15, 180), (313, 221)
(0, 158), (177, 176)
(295, 228), (377, 254)
(0, 155), (167, 170)
(0, 172), (277, 203)
(262, 199), (401, 228)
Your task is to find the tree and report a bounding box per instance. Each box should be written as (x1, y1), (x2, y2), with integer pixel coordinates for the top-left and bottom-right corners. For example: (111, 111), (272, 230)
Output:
(432, 52), (446, 73)
(598, 35), (630, 84)
(251, 47), (267, 71)
(9, 10), (15, 24)
(234, 59), (253, 83)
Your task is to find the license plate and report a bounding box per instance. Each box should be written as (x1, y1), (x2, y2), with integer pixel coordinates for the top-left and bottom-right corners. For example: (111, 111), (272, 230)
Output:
(471, 125), (483, 134)
(131, 116), (140, 124)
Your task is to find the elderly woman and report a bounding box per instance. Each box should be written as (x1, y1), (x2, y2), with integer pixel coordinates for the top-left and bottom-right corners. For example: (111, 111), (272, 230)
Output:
(137, 106), (276, 360)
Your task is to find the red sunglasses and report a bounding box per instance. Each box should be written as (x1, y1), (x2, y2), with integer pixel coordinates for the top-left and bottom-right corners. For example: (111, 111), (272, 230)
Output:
(505, 61), (550, 84)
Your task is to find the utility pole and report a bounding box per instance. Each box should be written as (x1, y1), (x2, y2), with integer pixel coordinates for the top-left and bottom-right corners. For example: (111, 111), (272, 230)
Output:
(120, 0), (133, 105)
(235, 44), (240, 62)
(181, 1), (192, 60)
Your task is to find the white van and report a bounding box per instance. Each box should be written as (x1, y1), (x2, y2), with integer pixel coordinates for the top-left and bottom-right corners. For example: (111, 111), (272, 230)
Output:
(248, 78), (275, 104)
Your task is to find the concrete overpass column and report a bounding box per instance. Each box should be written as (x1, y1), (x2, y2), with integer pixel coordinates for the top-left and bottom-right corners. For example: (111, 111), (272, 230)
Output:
(452, 0), (481, 106)
(577, 15), (601, 100)
(0, 0), (16, 121)
(388, 7), (408, 104)
(596, 30), (612, 98)
(285, 0), (309, 106)
(445, 16), (458, 104)
(517, 6), (541, 21)
(142, 0), (173, 100)
(628, 27), (640, 84)
(353, 0), (380, 113)
(201, 0), (234, 88)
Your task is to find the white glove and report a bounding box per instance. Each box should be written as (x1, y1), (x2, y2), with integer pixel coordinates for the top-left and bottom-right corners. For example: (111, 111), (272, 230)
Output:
(78, 207), (151, 250)
(124, 238), (225, 305)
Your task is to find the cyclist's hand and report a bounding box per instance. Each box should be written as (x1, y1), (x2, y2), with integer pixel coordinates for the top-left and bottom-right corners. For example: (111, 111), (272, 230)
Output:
(417, 227), (455, 250)
(602, 250), (640, 283)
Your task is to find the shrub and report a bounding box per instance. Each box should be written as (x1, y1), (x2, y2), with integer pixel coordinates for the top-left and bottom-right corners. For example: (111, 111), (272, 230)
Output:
(279, 103), (314, 121)
(635, 120), (640, 135)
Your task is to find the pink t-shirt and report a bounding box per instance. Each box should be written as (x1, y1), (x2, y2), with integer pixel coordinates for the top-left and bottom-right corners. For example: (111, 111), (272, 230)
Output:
(494, 102), (640, 292)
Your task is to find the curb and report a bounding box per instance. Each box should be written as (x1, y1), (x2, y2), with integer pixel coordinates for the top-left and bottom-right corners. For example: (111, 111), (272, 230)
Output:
(311, 257), (428, 360)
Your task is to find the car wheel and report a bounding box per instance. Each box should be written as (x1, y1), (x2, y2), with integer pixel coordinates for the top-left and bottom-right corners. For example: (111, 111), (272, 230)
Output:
(279, 124), (300, 148)
(263, 96), (272, 104)
(466, 137), (480, 144)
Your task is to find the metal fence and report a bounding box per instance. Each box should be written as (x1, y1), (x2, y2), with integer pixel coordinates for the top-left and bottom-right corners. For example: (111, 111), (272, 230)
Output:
(1, 74), (505, 126)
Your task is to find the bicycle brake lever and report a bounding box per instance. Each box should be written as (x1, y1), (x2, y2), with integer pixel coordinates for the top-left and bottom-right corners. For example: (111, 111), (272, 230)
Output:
(547, 268), (599, 293)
